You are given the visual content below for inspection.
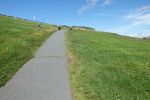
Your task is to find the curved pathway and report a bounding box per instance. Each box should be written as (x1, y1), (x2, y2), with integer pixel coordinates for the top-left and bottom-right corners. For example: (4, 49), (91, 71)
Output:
(0, 30), (72, 100)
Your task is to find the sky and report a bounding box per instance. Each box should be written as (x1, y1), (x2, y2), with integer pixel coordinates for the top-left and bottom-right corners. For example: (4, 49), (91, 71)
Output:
(0, 0), (150, 37)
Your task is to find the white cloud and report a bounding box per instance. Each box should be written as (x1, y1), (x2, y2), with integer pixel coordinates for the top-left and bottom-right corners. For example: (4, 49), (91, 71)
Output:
(78, 0), (98, 15)
(124, 5), (150, 25)
(78, 0), (112, 15)
(110, 5), (150, 37)
(101, 0), (112, 6)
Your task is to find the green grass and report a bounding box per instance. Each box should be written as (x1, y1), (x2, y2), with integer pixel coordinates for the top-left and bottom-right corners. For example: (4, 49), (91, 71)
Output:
(0, 15), (57, 87)
(65, 30), (150, 100)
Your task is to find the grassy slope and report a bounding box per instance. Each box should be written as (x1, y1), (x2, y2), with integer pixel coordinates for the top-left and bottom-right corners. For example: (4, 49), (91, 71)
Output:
(66, 30), (150, 100)
(0, 16), (56, 87)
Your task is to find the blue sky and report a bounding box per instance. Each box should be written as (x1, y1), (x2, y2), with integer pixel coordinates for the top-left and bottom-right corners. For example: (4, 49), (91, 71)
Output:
(0, 0), (150, 37)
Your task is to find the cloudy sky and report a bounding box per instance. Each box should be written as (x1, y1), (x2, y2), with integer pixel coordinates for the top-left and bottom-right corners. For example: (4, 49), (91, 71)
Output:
(0, 0), (150, 37)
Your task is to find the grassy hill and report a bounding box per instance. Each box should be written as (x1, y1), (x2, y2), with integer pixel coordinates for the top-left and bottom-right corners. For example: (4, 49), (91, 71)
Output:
(66, 30), (150, 100)
(0, 15), (57, 87)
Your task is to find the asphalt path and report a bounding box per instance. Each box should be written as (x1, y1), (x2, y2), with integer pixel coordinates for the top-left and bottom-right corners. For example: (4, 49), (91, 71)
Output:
(0, 30), (72, 100)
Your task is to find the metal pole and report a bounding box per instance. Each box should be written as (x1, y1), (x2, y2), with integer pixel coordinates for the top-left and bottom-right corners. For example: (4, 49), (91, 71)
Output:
(34, 16), (35, 21)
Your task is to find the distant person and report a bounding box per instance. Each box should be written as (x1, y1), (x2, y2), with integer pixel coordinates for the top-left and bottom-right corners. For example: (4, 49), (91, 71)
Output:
(57, 27), (61, 30)
(69, 28), (72, 31)
(38, 23), (42, 28)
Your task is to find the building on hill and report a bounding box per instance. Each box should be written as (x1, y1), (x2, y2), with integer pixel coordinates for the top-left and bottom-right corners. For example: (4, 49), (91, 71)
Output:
(72, 26), (95, 31)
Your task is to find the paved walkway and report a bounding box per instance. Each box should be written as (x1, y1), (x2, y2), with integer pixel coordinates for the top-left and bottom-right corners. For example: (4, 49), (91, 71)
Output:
(0, 30), (72, 100)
